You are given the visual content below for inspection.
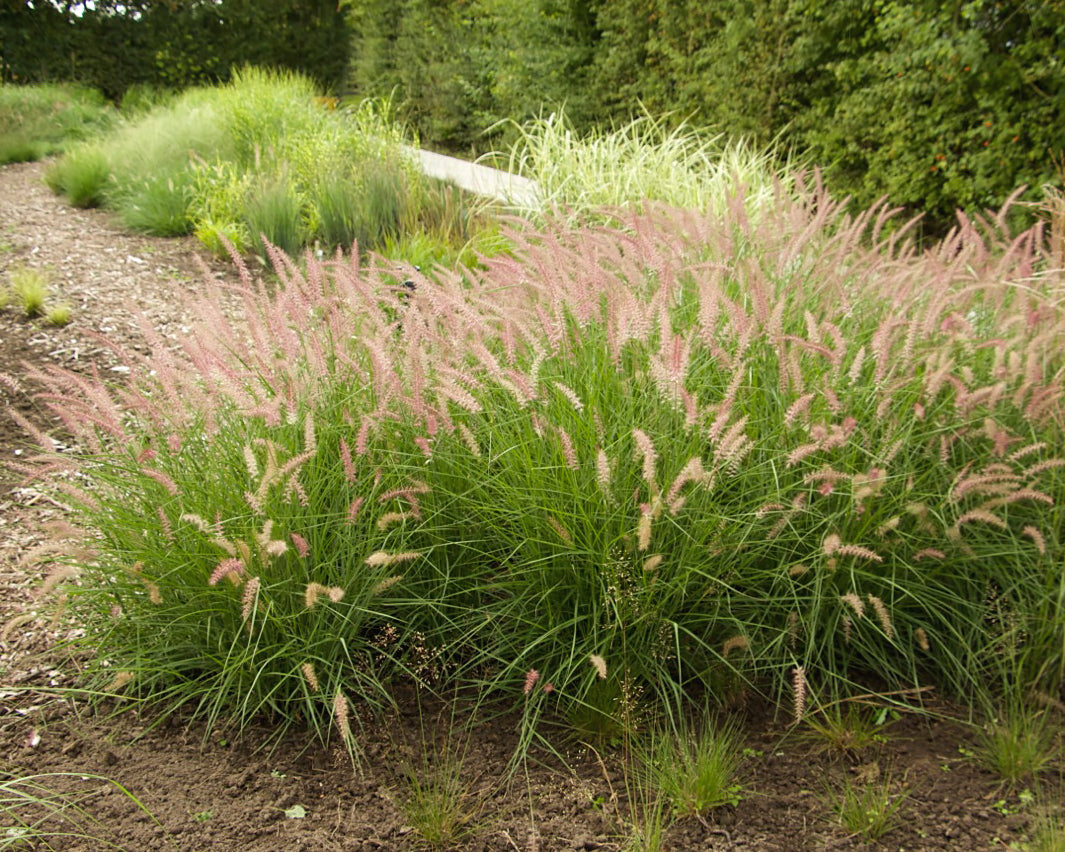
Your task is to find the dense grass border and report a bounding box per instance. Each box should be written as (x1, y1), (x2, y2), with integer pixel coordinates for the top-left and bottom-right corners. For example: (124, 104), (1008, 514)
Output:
(12, 175), (1064, 753)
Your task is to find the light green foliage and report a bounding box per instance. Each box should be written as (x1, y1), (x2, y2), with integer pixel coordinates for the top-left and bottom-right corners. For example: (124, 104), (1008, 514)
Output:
(45, 304), (72, 327)
(43, 143), (111, 209)
(827, 776), (909, 841)
(5, 266), (49, 318)
(44, 68), (479, 259)
(243, 172), (306, 259)
(0, 83), (114, 165)
(499, 110), (789, 222)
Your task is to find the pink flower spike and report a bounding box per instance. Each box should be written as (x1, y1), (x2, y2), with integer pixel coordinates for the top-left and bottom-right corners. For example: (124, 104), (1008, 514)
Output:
(290, 533), (310, 559)
(346, 496), (365, 525)
(209, 558), (245, 586)
(339, 437), (356, 483)
(523, 669), (540, 695)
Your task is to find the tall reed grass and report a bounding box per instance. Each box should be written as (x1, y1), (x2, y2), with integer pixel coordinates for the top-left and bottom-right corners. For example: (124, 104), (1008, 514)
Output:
(14, 178), (1065, 749)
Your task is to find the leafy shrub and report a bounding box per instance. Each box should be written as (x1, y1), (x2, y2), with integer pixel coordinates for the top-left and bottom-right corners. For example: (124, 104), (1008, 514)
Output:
(18, 181), (1065, 748)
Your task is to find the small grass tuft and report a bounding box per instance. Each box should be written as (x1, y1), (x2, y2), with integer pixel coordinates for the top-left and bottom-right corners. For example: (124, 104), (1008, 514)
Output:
(827, 775), (909, 842)
(5, 266), (49, 318)
(800, 703), (893, 759)
(641, 717), (744, 819)
(395, 744), (479, 848)
(45, 303), (73, 327)
(0, 83), (113, 166)
(976, 706), (1062, 785)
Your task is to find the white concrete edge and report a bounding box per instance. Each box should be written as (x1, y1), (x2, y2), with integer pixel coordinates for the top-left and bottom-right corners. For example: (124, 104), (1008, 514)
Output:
(408, 147), (540, 209)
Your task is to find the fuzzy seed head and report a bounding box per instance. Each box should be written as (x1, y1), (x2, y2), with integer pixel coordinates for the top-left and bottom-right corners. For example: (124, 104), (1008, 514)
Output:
(290, 533), (310, 559)
(632, 429), (657, 484)
(596, 448), (612, 496)
(636, 512), (652, 552)
(362, 566), (400, 592)
(791, 666), (807, 724)
(722, 634), (749, 657)
(365, 551), (421, 568)
(241, 577), (260, 621)
(209, 558), (245, 587)
(840, 593), (865, 618)
(867, 595), (894, 640)
(333, 690), (351, 742)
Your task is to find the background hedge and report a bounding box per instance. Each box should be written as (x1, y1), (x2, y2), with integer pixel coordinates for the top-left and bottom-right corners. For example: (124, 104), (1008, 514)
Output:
(2, 0), (1062, 234)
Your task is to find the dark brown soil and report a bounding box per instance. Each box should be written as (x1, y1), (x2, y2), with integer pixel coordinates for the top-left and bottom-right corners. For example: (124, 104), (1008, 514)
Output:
(1, 160), (1061, 851)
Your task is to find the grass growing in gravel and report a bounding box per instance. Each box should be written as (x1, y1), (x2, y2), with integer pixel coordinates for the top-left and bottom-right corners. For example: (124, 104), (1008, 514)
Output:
(3, 265), (49, 318)
(13, 173), (1065, 754)
(44, 67), (489, 260)
(0, 83), (114, 165)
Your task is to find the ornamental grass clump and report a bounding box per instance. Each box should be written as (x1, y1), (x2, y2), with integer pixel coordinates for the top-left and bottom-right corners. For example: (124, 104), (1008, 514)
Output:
(44, 68), (463, 258)
(14, 176), (1065, 747)
(496, 109), (789, 223)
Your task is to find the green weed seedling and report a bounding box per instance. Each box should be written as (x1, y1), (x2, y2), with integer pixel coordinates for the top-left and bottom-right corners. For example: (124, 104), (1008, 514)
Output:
(45, 303), (72, 326)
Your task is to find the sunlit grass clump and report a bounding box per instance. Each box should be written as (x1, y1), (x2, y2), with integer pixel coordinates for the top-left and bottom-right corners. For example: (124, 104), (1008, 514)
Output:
(0, 83), (114, 165)
(14, 179), (1065, 750)
(495, 110), (789, 222)
(44, 67), (489, 260)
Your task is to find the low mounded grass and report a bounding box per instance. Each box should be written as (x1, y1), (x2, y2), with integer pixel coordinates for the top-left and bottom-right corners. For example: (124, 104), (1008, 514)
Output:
(13, 178), (1065, 756)
(0, 83), (114, 165)
(44, 67), (490, 260)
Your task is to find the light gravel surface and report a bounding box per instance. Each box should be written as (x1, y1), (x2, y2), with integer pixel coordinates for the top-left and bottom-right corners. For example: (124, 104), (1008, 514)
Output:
(0, 160), (243, 696)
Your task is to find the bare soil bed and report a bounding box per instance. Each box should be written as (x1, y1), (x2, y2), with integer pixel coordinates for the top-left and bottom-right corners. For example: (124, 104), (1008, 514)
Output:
(0, 160), (1055, 850)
